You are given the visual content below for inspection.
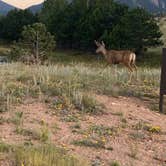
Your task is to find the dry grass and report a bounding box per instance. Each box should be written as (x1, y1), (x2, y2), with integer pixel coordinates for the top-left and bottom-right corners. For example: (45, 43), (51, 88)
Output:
(0, 142), (88, 166)
(0, 63), (160, 99)
(0, 61), (161, 119)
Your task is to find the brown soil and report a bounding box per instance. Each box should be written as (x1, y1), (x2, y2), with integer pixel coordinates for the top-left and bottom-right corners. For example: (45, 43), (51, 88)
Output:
(0, 95), (166, 166)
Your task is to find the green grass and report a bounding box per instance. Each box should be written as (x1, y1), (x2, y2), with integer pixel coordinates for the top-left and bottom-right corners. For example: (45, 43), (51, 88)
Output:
(139, 47), (162, 67)
(49, 50), (101, 65)
(49, 49), (162, 68)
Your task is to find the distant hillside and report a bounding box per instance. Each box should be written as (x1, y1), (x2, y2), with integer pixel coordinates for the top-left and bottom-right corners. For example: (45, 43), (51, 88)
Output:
(28, 3), (43, 13)
(0, 0), (42, 15)
(36, 0), (166, 13)
(0, 0), (14, 15)
(1, 0), (166, 15)
(117, 0), (166, 13)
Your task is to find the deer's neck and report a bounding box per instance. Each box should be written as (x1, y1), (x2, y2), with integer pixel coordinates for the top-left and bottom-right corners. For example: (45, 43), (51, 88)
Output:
(102, 49), (108, 57)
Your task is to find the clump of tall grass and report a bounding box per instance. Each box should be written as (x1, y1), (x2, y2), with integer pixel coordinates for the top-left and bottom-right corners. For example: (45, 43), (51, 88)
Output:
(0, 142), (12, 153)
(72, 92), (105, 114)
(0, 142), (88, 166)
(14, 144), (88, 166)
(0, 94), (11, 112)
(109, 161), (121, 166)
(11, 112), (24, 126)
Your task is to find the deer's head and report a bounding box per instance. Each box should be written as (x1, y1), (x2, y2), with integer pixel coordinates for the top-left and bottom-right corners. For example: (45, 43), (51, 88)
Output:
(94, 40), (106, 55)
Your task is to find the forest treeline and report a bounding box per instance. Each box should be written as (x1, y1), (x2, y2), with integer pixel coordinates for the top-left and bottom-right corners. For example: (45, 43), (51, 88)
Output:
(0, 0), (163, 54)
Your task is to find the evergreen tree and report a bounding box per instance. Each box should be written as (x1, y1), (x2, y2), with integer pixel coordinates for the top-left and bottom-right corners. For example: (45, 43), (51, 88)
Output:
(0, 9), (37, 41)
(10, 23), (56, 64)
(40, 0), (68, 44)
(122, 8), (162, 53)
(40, 0), (162, 53)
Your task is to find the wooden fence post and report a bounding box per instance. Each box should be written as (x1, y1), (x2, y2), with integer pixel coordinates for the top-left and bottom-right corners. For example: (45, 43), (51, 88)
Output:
(159, 48), (166, 113)
(159, 93), (163, 113)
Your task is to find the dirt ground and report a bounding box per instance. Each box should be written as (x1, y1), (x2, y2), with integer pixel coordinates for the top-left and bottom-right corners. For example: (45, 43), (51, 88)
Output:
(0, 95), (166, 166)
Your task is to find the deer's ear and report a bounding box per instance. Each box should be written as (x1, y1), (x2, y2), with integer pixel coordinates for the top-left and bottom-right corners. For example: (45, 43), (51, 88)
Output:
(102, 41), (105, 47)
(94, 40), (100, 47)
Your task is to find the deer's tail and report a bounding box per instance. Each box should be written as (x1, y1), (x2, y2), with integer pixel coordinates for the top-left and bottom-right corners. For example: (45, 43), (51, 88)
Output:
(130, 53), (137, 71)
(131, 53), (136, 65)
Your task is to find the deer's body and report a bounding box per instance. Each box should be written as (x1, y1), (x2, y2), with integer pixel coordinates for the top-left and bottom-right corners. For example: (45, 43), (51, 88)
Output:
(95, 41), (137, 72)
(104, 50), (136, 66)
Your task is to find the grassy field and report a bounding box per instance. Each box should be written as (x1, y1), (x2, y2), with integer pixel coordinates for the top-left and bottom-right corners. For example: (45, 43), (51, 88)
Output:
(0, 60), (160, 110)
(0, 41), (166, 165)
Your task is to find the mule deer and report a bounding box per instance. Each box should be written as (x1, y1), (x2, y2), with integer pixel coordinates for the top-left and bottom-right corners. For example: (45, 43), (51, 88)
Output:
(94, 40), (137, 72)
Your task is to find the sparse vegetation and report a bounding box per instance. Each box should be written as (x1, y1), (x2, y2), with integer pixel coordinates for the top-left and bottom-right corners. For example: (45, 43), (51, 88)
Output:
(70, 123), (81, 133)
(89, 125), (117, 137)
(0, 116), (6, 124)
(128, 143), (138, 159)
(39, 125), (50, 143)
(112, 112), (124, 117)
(11, 111), (23, 126)
(144, 125), (162, 133)
(61, 114), (79, 122)
(133, 121), (162, 133)
(0, 143), (88, 166)
(72, 138), (105, 149)
(0, 142), (12, 153)
(129, 131), (145, 140)
(109, 161), (121, 166)
(15, 126), (51, 143)
(15, 127), (40, 139)
(73, 93), (105, 115)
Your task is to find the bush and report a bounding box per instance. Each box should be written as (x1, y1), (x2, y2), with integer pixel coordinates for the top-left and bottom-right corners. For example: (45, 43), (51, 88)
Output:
(10, 23), (56, 64)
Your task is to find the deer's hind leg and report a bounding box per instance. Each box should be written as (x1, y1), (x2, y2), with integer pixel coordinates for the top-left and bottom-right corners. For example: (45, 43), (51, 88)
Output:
(124, 63), (133, 82)
(124, 63), (133, 73)
(131, 63), (137, 71)
(130, 62), (138, 80)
